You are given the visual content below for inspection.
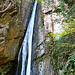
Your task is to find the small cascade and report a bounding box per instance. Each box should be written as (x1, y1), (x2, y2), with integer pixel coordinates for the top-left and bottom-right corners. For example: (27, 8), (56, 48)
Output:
(16, 0), (37, 75)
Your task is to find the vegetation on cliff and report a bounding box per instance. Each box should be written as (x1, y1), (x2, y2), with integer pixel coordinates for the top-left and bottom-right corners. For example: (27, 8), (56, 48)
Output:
(0, 0), (75, 75)
(47, 0), (75, 75)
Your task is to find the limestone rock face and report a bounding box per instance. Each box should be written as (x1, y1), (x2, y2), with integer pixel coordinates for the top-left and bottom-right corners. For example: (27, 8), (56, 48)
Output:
(32, 56), (54, 75)
(0, 0), (34, 65)
(32, 0), (66, 75)
(32, 1), (54, 75)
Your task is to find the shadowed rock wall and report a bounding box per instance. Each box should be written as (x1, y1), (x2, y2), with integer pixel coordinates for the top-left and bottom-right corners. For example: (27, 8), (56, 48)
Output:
(0, 0), (34, 74)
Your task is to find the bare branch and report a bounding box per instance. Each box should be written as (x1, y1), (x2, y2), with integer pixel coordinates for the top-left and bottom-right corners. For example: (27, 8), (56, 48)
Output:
(0, 3), (11, 13)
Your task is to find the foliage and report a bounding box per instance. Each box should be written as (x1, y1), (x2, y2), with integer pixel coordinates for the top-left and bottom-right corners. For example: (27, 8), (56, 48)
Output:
(68, 4), (75, 15)
(61, 52), (75, 75)
(47, 20), (75, 75)
(61, 21), (75, 35)
(0, 66), (9, 75)
(64, 0), (74, 3)
(58, 0), (75, 22)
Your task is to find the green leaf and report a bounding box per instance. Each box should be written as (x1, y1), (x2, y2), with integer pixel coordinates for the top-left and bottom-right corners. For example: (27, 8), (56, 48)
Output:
(71, 69), (74, 72)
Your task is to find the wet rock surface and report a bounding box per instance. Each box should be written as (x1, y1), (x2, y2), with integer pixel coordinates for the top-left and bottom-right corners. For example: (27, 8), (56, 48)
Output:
(32, 1), (54, 75)
(32, 0), (67, 75)
(0, 0), (34, 74)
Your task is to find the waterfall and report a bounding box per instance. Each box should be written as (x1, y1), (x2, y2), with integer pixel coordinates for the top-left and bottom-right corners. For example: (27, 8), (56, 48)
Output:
(16, 0), (37, 75)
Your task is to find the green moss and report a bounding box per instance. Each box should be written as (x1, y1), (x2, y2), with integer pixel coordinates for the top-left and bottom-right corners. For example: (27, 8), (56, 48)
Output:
(40, 23), (44, 27)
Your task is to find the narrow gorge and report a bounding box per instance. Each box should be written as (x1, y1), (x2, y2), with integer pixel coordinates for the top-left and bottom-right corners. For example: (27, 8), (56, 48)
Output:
(0, 0), (75, 75)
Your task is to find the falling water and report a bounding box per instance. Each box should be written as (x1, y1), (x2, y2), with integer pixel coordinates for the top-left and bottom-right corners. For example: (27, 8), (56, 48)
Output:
(16, 0), (37, 75)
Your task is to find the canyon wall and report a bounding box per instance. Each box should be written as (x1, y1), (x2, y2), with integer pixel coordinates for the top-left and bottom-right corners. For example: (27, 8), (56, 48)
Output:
(0, 0), (34, 74)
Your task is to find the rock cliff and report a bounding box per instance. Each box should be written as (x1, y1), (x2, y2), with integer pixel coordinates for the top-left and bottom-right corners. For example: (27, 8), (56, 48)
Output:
(0, 0), (34, 74)
(0, 0), (75, 75)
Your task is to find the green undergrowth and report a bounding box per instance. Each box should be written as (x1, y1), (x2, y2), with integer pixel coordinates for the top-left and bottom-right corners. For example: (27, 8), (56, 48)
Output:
(0, 60), (17, 75)
(0, 61), (12, 75)
(47, 21), (75, 75)
(58, 0), (75, 22)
